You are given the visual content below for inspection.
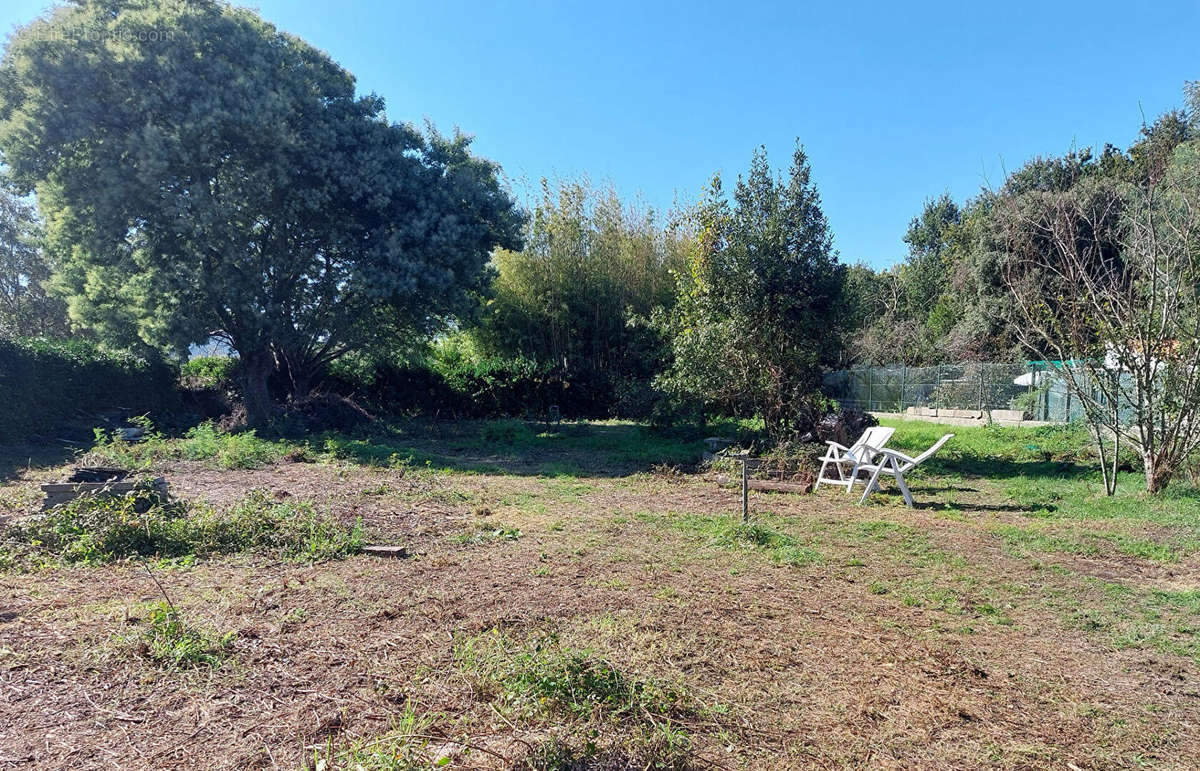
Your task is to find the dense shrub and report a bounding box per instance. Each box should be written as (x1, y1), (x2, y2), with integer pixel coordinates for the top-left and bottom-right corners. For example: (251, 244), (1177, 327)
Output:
(325, 354), (636, 420)
(0, 338), (179, 442)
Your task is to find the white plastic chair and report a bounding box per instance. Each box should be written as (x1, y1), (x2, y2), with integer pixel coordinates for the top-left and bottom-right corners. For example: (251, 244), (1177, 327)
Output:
(814, 426), (895, 493)
(849, 434), (954, 507)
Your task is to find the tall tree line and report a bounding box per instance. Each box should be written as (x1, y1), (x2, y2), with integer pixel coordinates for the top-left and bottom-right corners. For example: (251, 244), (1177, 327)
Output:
(843, 89), (1200, 368)
(473, 179), (690, 410)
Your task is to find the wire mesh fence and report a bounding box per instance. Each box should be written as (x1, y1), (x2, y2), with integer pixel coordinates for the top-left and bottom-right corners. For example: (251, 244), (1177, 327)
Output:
(822, 362), (1085, 422)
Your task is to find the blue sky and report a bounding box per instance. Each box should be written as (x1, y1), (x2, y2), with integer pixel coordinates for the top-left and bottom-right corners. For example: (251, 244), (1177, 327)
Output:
(3, 1), (1196, 268)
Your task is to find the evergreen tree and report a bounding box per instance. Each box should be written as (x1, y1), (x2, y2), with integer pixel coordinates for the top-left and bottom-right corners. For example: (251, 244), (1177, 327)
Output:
(661, 144), (843, 437)
(0, 0), (523, 424)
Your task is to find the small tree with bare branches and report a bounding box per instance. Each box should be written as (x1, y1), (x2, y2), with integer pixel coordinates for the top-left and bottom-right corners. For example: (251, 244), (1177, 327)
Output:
(998, 144), (1200, 494)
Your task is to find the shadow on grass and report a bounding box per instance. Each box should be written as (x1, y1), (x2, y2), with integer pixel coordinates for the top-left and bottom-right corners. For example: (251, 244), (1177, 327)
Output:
(925, 457), (1102, 482)
(316, 421), (712, 478)
(0, 443), (80, 483)
(910, 499), (1057, 514)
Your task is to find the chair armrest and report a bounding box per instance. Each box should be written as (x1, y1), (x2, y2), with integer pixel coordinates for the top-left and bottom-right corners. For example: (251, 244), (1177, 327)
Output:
(879, 447), (917, 466)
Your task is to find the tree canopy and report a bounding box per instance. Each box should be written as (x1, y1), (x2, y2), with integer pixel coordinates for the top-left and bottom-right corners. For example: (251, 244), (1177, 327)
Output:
(844, 92), (1200, 367)
(0, 187), (66, 338)
(473, 178), (690, 415)
(0, 0), (523, 424)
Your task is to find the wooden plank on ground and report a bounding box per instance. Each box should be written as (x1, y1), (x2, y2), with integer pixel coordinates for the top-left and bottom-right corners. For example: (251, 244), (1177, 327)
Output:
(362, 545), (410, 558)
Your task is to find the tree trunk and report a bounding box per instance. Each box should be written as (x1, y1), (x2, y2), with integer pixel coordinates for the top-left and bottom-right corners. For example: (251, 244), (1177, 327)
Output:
(1143, 453), (1173, 494)
(277, 348), (315, 403)
(240, 349), (277, 428)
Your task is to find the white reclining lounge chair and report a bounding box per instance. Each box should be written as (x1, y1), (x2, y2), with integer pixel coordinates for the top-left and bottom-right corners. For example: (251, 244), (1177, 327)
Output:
(814, 426), (895, 493)
(849, 434), (954, 508)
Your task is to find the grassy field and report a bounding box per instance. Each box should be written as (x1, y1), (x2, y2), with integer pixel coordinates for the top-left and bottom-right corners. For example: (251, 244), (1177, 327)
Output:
(1, 416), (1199, 768)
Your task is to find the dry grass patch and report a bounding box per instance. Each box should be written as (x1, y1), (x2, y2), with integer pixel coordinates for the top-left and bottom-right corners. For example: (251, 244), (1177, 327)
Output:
(2, 420), (1200, 767)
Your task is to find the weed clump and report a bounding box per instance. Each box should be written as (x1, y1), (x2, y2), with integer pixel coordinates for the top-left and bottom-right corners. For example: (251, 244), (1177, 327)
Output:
(0, 489), (363, 570)
(307, 701), (438, 769)
(88, 419), (292, 470)
(455, 629), (700, 768)
(134, 601), (233, 669)
(454, 521), (522, 546)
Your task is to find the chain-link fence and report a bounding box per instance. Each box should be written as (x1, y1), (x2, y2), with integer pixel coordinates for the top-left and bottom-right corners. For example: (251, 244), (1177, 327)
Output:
(822, 362), (1086, 422)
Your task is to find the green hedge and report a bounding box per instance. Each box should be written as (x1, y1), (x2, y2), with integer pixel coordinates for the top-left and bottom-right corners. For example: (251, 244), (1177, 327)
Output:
(325, 355), (664, 420)
(0, 338), (179, 443)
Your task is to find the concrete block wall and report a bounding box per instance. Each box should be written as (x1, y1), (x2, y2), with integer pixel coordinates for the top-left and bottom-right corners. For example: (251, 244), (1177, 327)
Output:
(869, 407), (1055, 428)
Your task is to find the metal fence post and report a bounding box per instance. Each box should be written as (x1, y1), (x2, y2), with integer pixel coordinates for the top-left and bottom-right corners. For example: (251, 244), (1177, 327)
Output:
(979, 365), (985, 411)
(741, 457), (749, 522)
(900, 365), (906, 413)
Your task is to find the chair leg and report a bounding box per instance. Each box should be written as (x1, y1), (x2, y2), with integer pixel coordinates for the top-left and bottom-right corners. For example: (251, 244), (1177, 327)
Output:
(814, 458), (831, 490)
(895, 467), (914, 508)
(844, 463), (860, 492)
(815, 455), (846, 491)
(858, 465), (885, 505)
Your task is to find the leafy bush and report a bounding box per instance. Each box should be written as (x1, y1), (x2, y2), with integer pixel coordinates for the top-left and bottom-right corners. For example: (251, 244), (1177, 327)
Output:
(0, 489), (363, 570)
(181, 422), (286, 468)
(180, 356), (238, 391)
(0, 337), (179, 442)
(135, 602), (234, 669)
(324, 344), (667, 421)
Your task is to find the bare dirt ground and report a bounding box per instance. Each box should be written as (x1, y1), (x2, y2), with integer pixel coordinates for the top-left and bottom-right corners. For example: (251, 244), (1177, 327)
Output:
(2, 445), (1199, 769)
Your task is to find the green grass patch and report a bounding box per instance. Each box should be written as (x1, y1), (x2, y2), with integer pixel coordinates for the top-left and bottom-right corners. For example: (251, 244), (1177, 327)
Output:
(878, 417), (1200, 564)
(1050, 580), (1200, 662)
(668, 513), (823, 567)
(306, 701), (439, 770)
(541, 477), (595, 499)
(877, 418), (1094, 469)
(454, 629), (700, 767)
(868, 573), (1016, 626)
(454, 629), (696, 724)
(992, 524), (1182, 563)
(833, 518), (965, 569)
(992, 524), (1103, 558)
